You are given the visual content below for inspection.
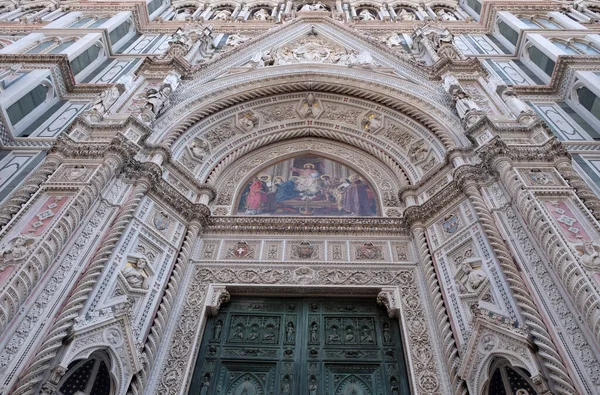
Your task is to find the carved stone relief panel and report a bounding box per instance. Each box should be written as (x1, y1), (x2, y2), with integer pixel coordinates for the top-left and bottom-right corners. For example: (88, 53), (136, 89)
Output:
(48, 164), (95, 184)
(196, 239), (411, 264)
(136, 198), (185, 247)
(517, 168), (565, 188)
(170, 93), (446, 186)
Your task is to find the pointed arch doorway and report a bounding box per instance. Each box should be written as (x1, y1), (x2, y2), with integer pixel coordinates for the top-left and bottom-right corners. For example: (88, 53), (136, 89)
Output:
(188, 297), (410, 395)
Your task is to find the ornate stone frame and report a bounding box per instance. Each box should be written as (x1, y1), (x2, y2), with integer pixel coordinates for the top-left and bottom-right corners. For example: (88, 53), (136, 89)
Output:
(209, 138), (404, 216)
(150, 263), (449, 395)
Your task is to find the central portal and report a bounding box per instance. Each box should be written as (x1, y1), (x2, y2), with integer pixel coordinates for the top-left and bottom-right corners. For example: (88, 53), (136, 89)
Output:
(189, 297), (410, 394)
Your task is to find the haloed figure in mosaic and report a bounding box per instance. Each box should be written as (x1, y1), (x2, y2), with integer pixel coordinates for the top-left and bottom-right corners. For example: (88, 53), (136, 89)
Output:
(237, 155), (377, 216)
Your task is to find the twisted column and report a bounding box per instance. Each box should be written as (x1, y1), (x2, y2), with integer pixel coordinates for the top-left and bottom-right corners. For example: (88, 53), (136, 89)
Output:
(0, 155), (120, 333)
(127, 220), (203, 395)
(496, 158), (600, 347)
(413, 226), (469, 395)
(462, 181), (577, 395)
(0, 154), (62, 230)
(556, 160), (600, 222)
(11, 179), (150, 395)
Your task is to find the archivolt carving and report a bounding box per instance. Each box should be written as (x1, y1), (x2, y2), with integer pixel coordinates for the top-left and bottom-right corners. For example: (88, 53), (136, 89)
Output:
(210, 138), (402, 211)
(170, 93), (446, 185)
(151, 71), (466, 152)
(155, 264), (444, 395)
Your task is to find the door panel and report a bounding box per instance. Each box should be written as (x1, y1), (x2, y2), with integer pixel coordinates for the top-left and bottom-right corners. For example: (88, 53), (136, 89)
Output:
(189, 297), (410, 395)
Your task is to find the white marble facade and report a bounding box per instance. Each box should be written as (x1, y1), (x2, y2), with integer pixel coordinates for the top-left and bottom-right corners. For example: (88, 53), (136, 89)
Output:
(0, 1), (600, 395)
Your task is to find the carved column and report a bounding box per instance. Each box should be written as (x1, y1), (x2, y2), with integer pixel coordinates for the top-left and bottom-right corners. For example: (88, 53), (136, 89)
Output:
(460, 179), (577, 395)
(556, 160), (600, 222)
(494, 158), (600, 349)
(0, 153), (62, 230)
(127, 219), (204, 395)
(411, 226), (468, 395)
(0, 153), (123, 334)
(11, 178), (151, 395)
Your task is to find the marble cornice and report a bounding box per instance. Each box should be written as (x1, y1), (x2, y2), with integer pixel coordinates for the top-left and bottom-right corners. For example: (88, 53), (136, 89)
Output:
(403, 179), (464, 228)
(514, 55), (600, 99)
(50, 133), (139, 161)
(136, 54), (193, 77)
(205, 216), (407, 236)
(0, 54), (111, 95)
(477, 136), (570, 168)
(431, 56), (488, 78)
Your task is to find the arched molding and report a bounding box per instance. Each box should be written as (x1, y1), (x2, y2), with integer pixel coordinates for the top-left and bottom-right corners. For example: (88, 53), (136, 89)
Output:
(170, 92), (445, 185)
(459, 317), (541, 395)
(209, 137), (403, 215)
(151, 69), (466, 154)
(51, 316), (143, 395)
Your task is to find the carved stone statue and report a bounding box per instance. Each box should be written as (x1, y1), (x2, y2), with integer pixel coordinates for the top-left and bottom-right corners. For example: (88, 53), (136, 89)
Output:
(397, 9), (416, 21)
(253, 8), (270, 20)
(437, 9), (457, 21)
(140, 72), (180, 122)
(460, 259), (487, 292)
(359, 9), (376, 21)
(385, 34), (404, 48)
(361, 113), (383, 131)
(188, 138), (211, 161)
(574, 240), (600, 270)
(0, 235), (34, 271)
(174, 8), (194, 21)
(212, 9), (232, 20)
(86, 84), (124, 121)
(122, 258), (148, 289)
(300, 2), (327, 11)
(237, 112), (258, 131)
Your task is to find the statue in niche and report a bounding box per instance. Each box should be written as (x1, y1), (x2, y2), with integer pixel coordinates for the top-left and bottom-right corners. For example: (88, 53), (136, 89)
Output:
(436, 8), (457, 21)
(574, 240), (600, 270)
(263, 325), (275, 341)
(237, 111), (258, 131)
(199, 373), (211, 395)
(361, 327), (373, 343)
(345, 327), (355, 342)
(281, 376), (291, 394)
(87, 84), (124, 121)
(460, 259), (488, 292)
(286, 322), (295, 342)
(175, 8), (194, 21)
(309, 380), (317, 395)
(328, 326), (341, 343)
(247, 325), (259, 341)
(122, 258), (149, 289)
(453, 89), (480, 120)
(212, 9), (232, 20)
(300, 2), (327, 11)
(383, 323), (392, 343)
(212, 319), (223, 341)
(299, 93), (319, 118)
(397, 9), (416, 21)
(188, 138), (210, 161)
(408, 140), (429, 162)
(361, 113), (383, 132)
(0, 235), (35, 271)
(359, 9), (376, 20)
(253, 8), (270, 20)
(310, 322), (318, 342)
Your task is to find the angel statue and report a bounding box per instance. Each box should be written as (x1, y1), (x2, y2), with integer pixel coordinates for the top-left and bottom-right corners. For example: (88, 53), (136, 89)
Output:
(574, 240), (600, 270)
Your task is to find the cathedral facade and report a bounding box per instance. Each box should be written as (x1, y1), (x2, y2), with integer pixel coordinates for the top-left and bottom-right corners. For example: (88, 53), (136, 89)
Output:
(0, 0), (600, 394)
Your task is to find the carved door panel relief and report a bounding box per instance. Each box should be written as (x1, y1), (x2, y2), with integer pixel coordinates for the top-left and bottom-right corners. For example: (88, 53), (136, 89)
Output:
(188, 297), (410, 394)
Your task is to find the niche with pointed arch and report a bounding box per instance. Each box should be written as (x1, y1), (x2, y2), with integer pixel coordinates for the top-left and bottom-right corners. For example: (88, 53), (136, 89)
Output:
(235, 155), (378, 216)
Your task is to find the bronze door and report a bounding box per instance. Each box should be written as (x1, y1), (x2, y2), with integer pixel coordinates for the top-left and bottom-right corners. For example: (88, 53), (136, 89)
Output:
(189, 297), (410, 394)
